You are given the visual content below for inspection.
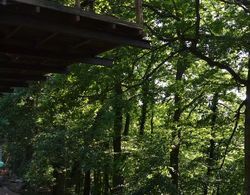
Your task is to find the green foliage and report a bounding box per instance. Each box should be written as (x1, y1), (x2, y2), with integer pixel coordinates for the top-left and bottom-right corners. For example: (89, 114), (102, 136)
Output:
(0, 0), (248, 194)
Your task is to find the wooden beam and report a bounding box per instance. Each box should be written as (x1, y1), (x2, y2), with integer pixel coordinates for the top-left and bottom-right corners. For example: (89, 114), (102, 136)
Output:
(0, 73), (46, 81)
(0, 67), (65, 74)
(5, 26), (22, 40)
(79, 57), (113, 67)
(0, 80), (28, 87)
(0, 44), (114, 66)
(0, 63), (67, 73)
(35, 32), (58, 48)
(71, 40), (91, 50)
(0, 14), (150, 49)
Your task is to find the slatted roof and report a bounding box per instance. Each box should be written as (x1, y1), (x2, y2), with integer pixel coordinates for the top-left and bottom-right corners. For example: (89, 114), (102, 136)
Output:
(0, 0), (150, 94)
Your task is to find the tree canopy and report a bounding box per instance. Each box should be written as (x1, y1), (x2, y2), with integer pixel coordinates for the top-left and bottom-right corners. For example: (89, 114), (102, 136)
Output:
(0, 0), (249, 194)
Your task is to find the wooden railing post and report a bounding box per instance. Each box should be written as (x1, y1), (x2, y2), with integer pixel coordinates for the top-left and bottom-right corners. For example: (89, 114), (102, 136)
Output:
(135, 0), (143, 26)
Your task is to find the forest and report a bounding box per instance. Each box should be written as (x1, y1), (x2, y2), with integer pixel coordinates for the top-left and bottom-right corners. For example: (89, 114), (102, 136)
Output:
(0, 0), (249, 194)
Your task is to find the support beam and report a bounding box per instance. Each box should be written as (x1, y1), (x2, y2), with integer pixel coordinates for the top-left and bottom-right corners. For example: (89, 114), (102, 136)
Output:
(0, 63), (67, 73)
(71, 40), (91, 50)
(5, 26), (22, 40)
(0, 14), (150, 49)
(0, 73), (46, 81)
(0, 44), (114, 66)
(0, 80), (28, 87)
(35, 32), (58, 48)
(78, 57), (113, 67)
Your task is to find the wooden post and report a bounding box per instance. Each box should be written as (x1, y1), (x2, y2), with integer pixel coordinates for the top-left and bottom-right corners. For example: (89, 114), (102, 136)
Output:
(135, 0), (143, 26)
(75, 0), (81, 22)
(75, 0), (80, 8)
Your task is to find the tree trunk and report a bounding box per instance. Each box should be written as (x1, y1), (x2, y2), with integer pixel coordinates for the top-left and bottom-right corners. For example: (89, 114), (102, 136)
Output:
(123, 113), (130, 136)
(75, 171), (82, 195)
(93, 170), (101, 195)
(83, 170), (91, 195)
(150, 109), (154, 134)
(169, 61), (186, 191)
(70, 161), (82, 195)
(103, 171), (110, 195)
(169, 107), (181, 190)
(204, 93), (219, 195)
(245, 59), (250, 194)
(135, 0), (143, 25)
(139, 81), (149, 135)
(52, 169), (65, 195)
(112, 82), (124, 194)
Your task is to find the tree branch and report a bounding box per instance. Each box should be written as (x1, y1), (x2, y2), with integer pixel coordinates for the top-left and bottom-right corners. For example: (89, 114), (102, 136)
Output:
(123, 49), (183, 91)
(219, 0), (250, 13)
(219, 100), (246, 170)
(144, 23), (178, 44)
(189, 49), (247, 85)
(182, 90), (205, 112)
(143, 3), (179, 20)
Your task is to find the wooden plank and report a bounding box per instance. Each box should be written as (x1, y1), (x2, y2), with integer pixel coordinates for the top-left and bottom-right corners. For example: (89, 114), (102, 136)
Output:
(0, 14), (150, 49)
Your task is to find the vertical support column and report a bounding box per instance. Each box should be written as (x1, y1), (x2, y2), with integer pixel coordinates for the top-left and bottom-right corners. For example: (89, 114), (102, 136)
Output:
(75, 0), (81, 22)
(75, 0), (80, 8)
(135, 0), (143, 26)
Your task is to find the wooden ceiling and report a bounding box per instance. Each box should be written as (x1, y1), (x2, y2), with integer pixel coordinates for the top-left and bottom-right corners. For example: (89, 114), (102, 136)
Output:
(0, 0), (150, 94)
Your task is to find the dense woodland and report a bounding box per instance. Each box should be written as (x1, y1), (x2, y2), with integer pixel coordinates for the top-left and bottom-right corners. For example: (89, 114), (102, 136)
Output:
(0, 0), (249, 194)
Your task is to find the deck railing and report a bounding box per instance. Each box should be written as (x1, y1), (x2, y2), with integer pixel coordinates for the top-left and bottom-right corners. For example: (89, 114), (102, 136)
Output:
(74, 0), (143, 25)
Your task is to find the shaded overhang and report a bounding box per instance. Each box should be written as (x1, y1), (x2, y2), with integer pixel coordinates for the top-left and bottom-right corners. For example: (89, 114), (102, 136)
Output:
(0, 0), (150, 94)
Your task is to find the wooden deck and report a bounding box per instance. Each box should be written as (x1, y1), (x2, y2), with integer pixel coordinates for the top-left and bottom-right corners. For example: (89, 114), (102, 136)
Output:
(0, 0), (150, 94)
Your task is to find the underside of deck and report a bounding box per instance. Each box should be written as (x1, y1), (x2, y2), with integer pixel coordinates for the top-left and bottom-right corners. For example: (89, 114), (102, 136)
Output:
(0, 0), (150, 94)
